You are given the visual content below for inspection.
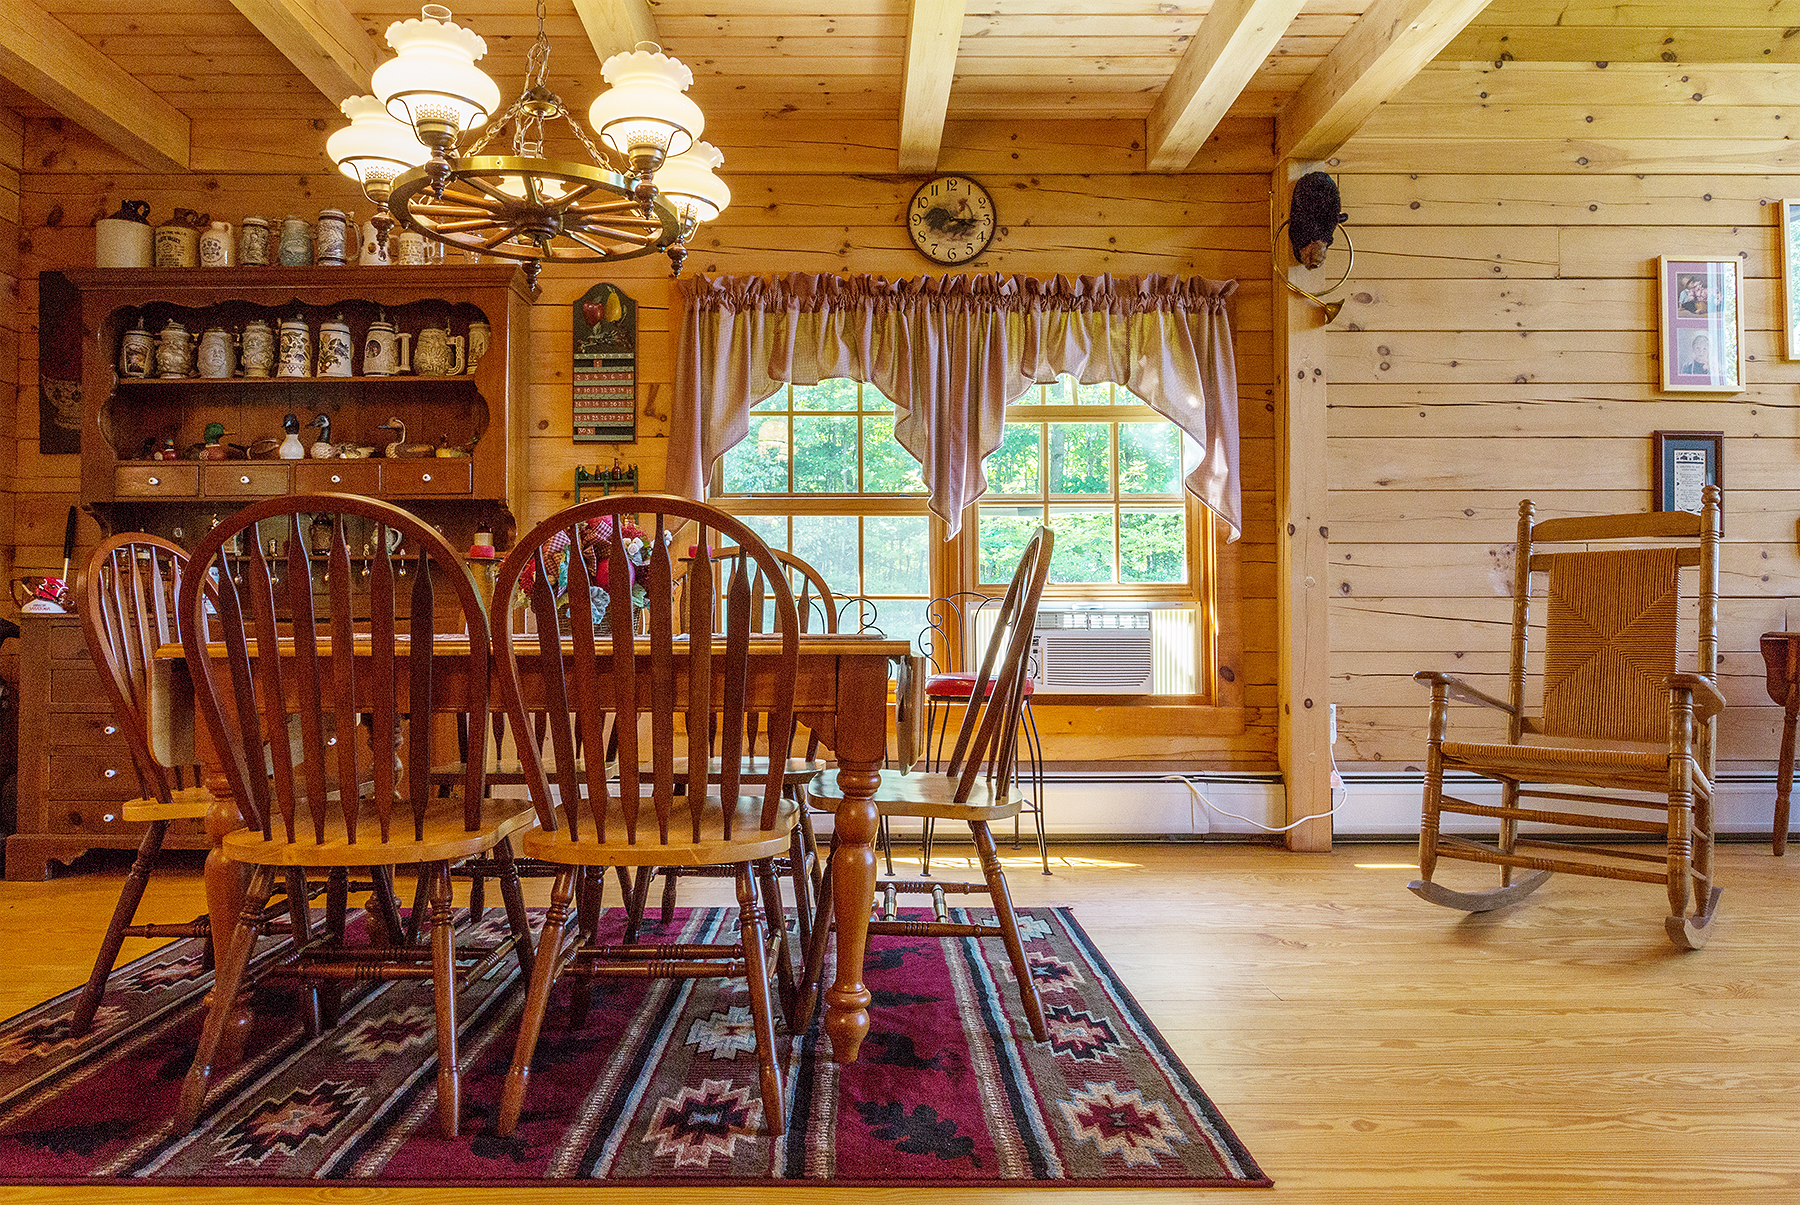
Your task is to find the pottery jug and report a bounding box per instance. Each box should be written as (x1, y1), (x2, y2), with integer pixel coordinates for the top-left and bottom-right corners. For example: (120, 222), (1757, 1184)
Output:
(466, 319), (490, 374)
(413, 324), (465, 377)
(155, 321), (192, 378)
(198, 220), (233, 267)
(277, 315), (312, 378)
(239, 216), (271, 267)
(363, 315), (409, 376)
(359, 216), (389, 265)
(278, 215), (313, 267)
(241, 319), (274, 378)
(118, 319), (154, 378)
(153, 223), (198, 268)
(316, 208), (348, 266)
(95, 200), (153, 268)
(197, 327), (237, 379)
(317, 314), (354, 377)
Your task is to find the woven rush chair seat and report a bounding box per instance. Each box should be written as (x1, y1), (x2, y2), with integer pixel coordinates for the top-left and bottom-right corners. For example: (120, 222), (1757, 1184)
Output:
(1410, 487), (1725, 949)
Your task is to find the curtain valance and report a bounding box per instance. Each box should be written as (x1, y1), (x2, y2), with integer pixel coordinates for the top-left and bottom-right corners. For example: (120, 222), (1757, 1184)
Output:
(669, 271), (1241, 538)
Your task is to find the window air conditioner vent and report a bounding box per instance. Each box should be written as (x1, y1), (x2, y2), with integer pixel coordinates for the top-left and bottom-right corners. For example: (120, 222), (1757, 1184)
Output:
(975, 604), (1196, 695)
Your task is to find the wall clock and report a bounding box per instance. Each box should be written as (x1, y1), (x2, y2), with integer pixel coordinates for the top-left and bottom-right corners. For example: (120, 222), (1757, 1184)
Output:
(907, 175), (996, 265)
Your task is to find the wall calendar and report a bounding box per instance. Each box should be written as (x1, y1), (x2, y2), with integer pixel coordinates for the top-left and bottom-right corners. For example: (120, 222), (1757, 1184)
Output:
(572, 282), (637, 443)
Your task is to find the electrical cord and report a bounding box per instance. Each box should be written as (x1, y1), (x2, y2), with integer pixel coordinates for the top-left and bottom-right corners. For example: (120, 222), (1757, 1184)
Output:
(1162, 749), (1347, 835)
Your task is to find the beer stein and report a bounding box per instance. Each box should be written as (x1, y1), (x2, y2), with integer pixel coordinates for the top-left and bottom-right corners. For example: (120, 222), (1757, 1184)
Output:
(239, 216), (271, 266)
(277, 315), (312, 378)
(413, 324), (465, 377)
(363, 314), (409, 376)
(197, 327), (237, 379)
(316, 208), (348, 266)
(241, 318), (275, 378)
(317, 314), (354, 377)
(466, 319), (490, 374)
(396, 230), (430, 265)
(118, 319), (154, 378)
(155, 320), (192, 378)
(278, 215), (313, 267)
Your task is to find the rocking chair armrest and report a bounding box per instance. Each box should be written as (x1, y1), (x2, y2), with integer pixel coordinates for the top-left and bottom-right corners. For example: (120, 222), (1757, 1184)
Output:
(1413, 670), (1520, 716)
(1666, 672), (1726, 723)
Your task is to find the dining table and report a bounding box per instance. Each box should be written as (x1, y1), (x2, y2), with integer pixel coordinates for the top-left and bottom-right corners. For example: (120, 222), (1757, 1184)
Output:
(150, 631), (924, 1067)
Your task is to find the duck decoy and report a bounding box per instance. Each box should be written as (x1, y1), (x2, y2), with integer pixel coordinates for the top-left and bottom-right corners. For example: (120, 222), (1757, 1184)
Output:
(378, 417), (435, 459)
(186, 421), (233, 460)
(307, 413), (336, 459)
(278, 412), (306, 460)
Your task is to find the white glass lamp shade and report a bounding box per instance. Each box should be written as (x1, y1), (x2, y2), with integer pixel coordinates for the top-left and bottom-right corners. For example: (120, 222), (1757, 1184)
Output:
(588, 47), (704, 166)
(327, 95), (429, 194)
(654, 140), (730, 225)
(373, 6), (501, 142)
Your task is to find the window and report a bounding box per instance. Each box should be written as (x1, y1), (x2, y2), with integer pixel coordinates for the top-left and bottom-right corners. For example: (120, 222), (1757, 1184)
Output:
(714, 380), (932, 639)
(976, 377), (1194, 594)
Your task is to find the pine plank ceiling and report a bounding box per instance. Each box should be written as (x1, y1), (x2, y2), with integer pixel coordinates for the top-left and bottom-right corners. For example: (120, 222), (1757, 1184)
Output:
(0, 0), (1795, 175)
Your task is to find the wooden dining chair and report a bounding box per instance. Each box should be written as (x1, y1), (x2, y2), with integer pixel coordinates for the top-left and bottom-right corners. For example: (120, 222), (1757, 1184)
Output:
(491, 496), (802, 1138)
(1411, 488), (1724, 948)
(171, 495), (536, 1139)
(69, 534), (217, 1035)
(798, 525), (1054, 1043)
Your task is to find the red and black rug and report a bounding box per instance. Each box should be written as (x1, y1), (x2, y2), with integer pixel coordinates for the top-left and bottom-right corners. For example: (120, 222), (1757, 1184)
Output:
(0, 907), (1268, 1188)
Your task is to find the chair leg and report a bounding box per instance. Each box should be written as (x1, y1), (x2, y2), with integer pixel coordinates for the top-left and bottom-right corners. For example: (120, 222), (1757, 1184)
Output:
(799, 806), (824, 896)
(879, 815), (895, 877)
(971, 821), (1047, 1043)
(735, 864), (785, 1136)
(427, 862), (462, 1139)
(285, 868), (322, 1038)
(493, 838), (534, 980)
(1025, 703), (1050, 874)
(320, 868), (348, 1029)
(175, 865), (275, 1133)
(920, 818), (935, 875)
(755, 857), (797, 1023)
(569, 867), (604, 1030)
(465, 872), (486, 928)
(795, 840), (837, 1034)
(788, 824), (814, 955)
(72, 819), (168, 1036)
(404, 871), (429, 946)
(659, 866), (680, 923)
(367, 865), (406, 948)
(624, 866), (653, 943)
(498, 867), (576, 1137)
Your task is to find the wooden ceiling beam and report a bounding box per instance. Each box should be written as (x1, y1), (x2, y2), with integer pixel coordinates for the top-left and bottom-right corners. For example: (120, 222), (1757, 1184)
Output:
(0, 0), (188, 172)
(574, 0), (660, 64)
(1276, 0), (1494, 163)
(1146, 0), (1307, 172)
(898, 0), (966, 172)
(227, 0), (376, 104)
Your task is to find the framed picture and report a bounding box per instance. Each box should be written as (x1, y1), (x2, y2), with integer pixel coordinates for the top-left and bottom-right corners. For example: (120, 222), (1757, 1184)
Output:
(1651, 430), (1722, 518)
(1783, 200), (1800, 360)
(1658, 257), (1743, 392)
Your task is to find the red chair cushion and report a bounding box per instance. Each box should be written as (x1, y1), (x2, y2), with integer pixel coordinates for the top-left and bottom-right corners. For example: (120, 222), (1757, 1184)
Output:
(924, 671), (1035, 699)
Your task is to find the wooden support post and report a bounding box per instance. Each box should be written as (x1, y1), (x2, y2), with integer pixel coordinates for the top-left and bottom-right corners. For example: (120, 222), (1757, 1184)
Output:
(1273, 159), (1334, 852)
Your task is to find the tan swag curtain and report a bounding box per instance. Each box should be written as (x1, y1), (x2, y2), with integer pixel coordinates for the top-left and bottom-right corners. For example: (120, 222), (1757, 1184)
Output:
(670, 272), (1241, 538)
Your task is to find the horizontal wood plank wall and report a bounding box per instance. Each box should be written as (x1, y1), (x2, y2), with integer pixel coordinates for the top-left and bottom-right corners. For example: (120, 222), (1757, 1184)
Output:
(1326, 58), (1800, 774)
(4, 116), (1279, 770)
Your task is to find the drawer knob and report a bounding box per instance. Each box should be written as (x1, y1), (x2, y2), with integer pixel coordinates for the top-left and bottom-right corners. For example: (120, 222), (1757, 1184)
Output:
(104, 768), (117, 778)
(331, 474), (342, 484)
(421, 473), (432, 483)
(104, 725), (116, 735)
(147, 476), (160, 486)
(103, 813), (116, 823)
(240, 475), (252, 485)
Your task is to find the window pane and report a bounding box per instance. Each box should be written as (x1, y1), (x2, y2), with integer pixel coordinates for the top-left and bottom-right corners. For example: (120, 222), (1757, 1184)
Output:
(1075, 379), (1113, 406)
(1047, 423), (1110, 495)
(863, 415), (925, 493)
(985, 423), (1041, 494)
(722, 417), (789, 493)
(735, 514), (788, 551)
(978, 505), (1042, 583)
(864, 516), (929, 595)
(1048, 506), (1116, 583)
(1045, 375), (1078, 406)
(1119, 422), (1182, 494)
(862, 383), (895, 412)
(844, 596), (929, 644)
(1120, 506), (1187, 583)
(794, 378), (857, 411)
(792, 415), (858, 492)
(792, 515), (859, 597)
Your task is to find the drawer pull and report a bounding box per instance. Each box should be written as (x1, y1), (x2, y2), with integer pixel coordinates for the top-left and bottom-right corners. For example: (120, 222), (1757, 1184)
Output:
(240, 475), (252, 485)
(421, 473), (432, 483)
(104, 768), (117, 778)
(104, 725), (117, 735)
(331, 474), (342, 484)
(147, 476), (160, 486)
(103, 813), (116, 823)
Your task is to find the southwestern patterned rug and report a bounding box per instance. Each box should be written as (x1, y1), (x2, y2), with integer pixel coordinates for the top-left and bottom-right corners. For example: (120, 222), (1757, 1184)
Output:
(0, 907), (1268, 1188)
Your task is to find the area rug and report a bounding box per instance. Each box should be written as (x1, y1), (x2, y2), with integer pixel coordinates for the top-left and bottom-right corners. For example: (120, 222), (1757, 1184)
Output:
(0, 907), (1268, 1188)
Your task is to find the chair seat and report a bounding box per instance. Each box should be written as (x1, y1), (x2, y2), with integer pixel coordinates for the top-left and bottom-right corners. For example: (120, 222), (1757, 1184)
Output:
(663, 755), (825, 787)
(924, 671), (1035, 700)
(221, 795), (538, 868)
(810, 766), (1020, 822)
(522, 794), (800, 867)
(1440, 736), (1706, 792)
(122, 785), (217, 823)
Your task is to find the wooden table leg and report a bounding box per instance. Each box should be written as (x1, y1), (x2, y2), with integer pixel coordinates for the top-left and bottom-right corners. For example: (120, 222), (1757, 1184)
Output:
(823, 656), (889, 1064)
(1778, 684), (1799, 857)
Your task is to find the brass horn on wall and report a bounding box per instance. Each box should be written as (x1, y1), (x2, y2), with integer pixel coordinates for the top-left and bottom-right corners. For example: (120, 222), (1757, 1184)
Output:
(1274, 170), (1353, 323)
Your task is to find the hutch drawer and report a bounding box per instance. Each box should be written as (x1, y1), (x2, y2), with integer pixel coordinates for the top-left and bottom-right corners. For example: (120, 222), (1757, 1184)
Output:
(382, 461), (472, 495)
(204, 464), (293, 497)
(116, 464), (200, 497)
(295, 461), (382, 493)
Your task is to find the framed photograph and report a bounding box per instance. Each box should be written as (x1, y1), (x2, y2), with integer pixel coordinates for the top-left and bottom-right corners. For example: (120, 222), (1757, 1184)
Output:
(1658, 257), (1743, 392)
(1783, 200), (1800, 360)
(1651, 430), (1722, 518)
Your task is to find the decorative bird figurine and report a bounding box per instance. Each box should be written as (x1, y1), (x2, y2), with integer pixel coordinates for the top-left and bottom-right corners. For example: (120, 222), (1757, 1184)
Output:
(278, 412), (306, 460)
(193, 421), (232, 460)
(307, 413), (335, 459)
(434, 434), (471, 458)
(378, 417), (435, 458)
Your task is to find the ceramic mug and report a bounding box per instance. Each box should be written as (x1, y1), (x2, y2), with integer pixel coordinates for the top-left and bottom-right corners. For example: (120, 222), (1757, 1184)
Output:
(317, 316), (353, 377)
(316, 208), (348, 266)
(155, 321), (192, 378)
(466, 319), (490, 374)
(396, 231), (430, 265)
(239, 217), (271, 267)
(197, 327), (237, 379)
(241, 319), (274, 378)
(278, 215), (313, 267)
(364, 321), (409, 376)
(413, 325), (465, 377)
(277, 317), (312, 378)
(118, 322), (154, 378)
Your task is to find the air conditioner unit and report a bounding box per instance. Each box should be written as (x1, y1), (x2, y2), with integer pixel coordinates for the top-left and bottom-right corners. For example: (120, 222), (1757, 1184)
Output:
(973, 604), (1197, 695)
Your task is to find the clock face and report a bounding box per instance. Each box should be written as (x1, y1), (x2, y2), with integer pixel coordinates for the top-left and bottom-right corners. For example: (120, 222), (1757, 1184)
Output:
(907, 175), (996, 265)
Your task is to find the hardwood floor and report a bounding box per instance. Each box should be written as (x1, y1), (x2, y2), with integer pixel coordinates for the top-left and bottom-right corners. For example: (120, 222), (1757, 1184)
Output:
(4, 838), (1800, 1202)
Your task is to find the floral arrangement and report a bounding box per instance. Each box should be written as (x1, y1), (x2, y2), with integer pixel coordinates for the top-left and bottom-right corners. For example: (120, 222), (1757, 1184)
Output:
(518, 515), (664, 626)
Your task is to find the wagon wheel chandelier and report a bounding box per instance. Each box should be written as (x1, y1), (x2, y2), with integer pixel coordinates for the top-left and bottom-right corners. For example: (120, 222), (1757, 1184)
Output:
(326, 1), (730, 285)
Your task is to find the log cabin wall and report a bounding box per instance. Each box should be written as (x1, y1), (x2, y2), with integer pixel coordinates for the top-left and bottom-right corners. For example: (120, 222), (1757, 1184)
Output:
(1327, 54), (1800, 778)
(4, 115), (1279, 771)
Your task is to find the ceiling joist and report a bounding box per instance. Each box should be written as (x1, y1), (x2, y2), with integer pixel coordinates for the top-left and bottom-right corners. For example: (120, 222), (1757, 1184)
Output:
(574, 0), (660, 66)
(1146, 0), (1308, 172)
(0, 0), (189, 172)
(227, 0), (376, 105)
(1276, 0), (1495, 163)
(898, 0), (966, 172)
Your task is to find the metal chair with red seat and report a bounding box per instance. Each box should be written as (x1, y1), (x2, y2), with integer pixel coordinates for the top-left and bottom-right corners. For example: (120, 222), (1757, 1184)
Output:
(918, 592), (1049, 875)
